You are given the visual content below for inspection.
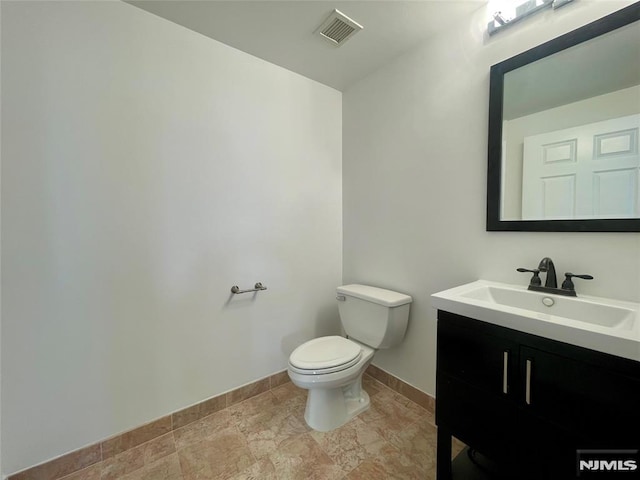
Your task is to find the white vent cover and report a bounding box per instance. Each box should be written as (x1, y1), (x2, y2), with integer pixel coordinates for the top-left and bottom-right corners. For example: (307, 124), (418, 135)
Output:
(315, 9), (363, 47)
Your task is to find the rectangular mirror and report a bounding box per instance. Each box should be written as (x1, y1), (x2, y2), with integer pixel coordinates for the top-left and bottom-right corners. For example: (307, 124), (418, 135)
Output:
(487, 2), (640, 231)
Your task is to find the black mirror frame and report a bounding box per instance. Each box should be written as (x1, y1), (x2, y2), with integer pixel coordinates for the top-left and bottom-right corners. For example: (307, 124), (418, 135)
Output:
(487, 2), (640, 232)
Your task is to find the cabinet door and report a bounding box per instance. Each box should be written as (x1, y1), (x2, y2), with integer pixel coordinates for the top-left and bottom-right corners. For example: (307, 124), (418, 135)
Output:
(517, 408), (578, 479)
(437, 319), (519, 396)
(436, 318), (519, 463)
(520, 346), (640, 448)
(437, 372), (517, 463)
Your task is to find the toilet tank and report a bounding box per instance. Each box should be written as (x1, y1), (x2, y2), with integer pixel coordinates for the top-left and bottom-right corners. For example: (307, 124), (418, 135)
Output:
(337, 284), (412, 349)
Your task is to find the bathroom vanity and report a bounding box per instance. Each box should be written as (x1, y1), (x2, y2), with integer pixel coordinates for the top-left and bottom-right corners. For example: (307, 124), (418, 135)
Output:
(431, 281), (640, 480)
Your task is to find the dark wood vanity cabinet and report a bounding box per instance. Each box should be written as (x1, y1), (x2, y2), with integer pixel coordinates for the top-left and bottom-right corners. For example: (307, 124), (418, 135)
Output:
(435, 311), (640, 480)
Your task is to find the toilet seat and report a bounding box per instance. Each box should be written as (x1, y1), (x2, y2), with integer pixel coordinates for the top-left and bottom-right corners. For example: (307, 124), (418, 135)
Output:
(289, 336), (362, 374)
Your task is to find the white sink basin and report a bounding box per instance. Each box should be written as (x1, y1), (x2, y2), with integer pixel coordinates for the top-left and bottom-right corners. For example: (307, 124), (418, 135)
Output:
(459, 283), (636, 330)
(431, 280), (640, 362)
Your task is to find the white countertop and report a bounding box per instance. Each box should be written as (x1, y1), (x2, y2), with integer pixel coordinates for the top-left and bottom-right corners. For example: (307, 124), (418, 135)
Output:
(431, 280), (640, 363)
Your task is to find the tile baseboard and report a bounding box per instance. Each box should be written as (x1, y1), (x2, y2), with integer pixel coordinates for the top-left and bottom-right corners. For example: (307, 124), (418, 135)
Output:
(366, 364), (435, 413)
(8, 371), (288, 480)
(9, 367), (433, 479)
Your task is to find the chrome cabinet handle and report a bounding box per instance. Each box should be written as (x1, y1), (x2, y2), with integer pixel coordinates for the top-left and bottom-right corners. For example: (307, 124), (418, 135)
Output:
(525, 359), (532, 405)
(502, 351), (509, 394)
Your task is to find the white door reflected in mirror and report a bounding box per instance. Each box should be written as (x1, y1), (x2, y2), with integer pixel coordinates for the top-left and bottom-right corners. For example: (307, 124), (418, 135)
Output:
(520, 114), (639, 220)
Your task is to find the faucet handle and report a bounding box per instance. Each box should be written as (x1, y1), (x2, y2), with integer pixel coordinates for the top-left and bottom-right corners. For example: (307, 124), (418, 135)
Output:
(517, 268), (542, 286)
(561, 273), (594, 291)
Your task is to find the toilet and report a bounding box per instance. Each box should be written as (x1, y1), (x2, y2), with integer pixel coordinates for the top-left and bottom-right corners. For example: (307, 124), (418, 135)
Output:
(287, 284), (412, 431)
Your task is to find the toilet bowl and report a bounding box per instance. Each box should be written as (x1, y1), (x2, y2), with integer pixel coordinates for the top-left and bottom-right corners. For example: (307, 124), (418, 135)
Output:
(287, 285), (412, 432)
(288, 336), (375, 431)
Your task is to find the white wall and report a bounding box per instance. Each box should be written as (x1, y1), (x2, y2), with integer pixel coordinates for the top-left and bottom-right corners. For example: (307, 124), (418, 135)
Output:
(343, 1), (640, 396)
(1, 0), (341, 475)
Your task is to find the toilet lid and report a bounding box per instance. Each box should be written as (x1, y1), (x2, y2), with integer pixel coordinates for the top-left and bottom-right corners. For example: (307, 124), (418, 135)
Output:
(289, 336), (362, 371)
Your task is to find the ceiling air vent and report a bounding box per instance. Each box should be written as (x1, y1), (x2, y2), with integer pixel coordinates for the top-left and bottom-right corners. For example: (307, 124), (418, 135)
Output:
(315, 9), (363, 47)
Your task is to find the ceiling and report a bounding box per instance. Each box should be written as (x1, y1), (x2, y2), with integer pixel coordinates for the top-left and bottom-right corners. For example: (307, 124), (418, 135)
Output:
(126, 0), (486, 91)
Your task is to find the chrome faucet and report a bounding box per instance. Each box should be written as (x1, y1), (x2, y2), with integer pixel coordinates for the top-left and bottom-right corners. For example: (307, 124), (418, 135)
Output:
(537, 257), (557, 289)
